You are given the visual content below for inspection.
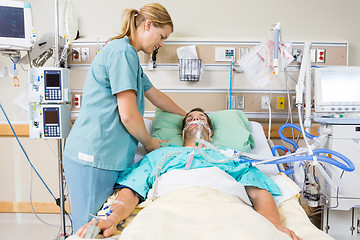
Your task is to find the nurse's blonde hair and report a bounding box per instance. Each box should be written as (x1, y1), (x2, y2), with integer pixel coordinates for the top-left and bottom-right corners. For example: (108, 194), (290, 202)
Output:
(110, 3), (174, 44)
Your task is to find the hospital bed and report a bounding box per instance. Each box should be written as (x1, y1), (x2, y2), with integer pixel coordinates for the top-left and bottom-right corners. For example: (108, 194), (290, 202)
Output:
(68, 110), (334, 240)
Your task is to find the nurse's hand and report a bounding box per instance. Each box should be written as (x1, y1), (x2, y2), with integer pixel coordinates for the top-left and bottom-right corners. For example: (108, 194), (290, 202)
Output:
(144, 138), (167, 153)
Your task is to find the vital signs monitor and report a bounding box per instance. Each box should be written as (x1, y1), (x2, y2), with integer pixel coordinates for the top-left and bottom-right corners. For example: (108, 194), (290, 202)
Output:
(314, 66), (360, 113)
(0, 0), (37, 51)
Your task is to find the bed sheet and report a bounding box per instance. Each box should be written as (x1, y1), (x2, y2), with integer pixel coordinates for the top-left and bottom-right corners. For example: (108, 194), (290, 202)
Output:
(248, 121), (279, 176)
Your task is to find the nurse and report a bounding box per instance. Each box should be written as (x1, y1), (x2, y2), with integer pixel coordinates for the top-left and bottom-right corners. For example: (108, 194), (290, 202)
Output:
(63, 3), (186, 231)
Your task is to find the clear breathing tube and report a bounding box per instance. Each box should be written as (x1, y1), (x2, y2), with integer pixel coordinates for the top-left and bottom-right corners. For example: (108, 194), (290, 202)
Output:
(190, 120), (247, 164)
(152, 151), (182, 200)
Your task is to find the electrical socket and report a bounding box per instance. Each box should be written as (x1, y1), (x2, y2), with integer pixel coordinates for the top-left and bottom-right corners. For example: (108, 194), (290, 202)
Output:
(236, 95), (245, 110)
(261, 96), (270, 110)
(227, 95), (245, 109)
(276, 96), (285, 110)
(72, 47), (80, 62)
(316, 49), (325, 63)
(81, 48), (90, 62)
(73, 94), (81, 109)
(239, 48), (249, 60)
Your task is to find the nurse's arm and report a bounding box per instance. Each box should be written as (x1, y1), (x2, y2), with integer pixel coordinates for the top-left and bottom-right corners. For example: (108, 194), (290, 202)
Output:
(246, 186), (301, 240)
(76, 188), (139, 238)
(145, 86), (186, 116)
(117, 90), (165, 152)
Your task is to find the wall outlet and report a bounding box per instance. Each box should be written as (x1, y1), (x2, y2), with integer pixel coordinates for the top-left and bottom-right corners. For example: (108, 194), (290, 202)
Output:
(236, 95), (245, 110)
(316, 49), (325, 63)
(72, 48), (80, 62)
(73, 94), (81, 109)
(276, 96), (285, 110)
(239, 48), (249, 60)
(81, 48), (90, 62)
(261, 96), (271, 110)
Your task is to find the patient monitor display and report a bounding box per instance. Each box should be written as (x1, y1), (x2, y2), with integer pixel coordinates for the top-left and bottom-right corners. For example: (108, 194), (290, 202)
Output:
(0, 0), (37, 50)
(314, 66), (360, 113)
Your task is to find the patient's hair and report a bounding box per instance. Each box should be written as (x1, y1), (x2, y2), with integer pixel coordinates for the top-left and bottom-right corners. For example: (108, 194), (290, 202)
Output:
(182, 108), (213, 131)
(110, 3), (174, 45)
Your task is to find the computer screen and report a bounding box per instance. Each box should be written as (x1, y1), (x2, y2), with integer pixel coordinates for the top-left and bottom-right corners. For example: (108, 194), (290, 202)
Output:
(0, 6), (25, 38)
(314, 66), (360, 113)
(0, 0), (36, 51)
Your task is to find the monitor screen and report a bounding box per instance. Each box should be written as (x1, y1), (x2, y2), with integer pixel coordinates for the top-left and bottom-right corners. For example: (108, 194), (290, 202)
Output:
(44, 109), (59, 124)
(0, 1), (36, 51)
(0, 6), (25, 38)
(314, 66), (360, 113)
(45, 72), (60, 88)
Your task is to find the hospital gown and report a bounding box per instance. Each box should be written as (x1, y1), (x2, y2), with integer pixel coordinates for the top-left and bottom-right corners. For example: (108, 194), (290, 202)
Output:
(116, 146), (281, 200)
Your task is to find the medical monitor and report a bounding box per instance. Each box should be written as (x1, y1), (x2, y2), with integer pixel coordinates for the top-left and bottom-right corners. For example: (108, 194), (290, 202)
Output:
(0, 0), (37, 51)
(314, 66), (360, 113)
(28, 67), (70, 103)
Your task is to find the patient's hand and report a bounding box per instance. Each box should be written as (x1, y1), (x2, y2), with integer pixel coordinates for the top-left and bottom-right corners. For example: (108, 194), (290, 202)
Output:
(276, 225), (302, 240)
(76, 217), (117, 238)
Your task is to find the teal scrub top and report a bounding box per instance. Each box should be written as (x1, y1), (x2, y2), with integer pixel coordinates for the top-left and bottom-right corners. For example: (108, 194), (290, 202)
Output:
(116, 146), (281, 200)
(64, 37), (153, 171)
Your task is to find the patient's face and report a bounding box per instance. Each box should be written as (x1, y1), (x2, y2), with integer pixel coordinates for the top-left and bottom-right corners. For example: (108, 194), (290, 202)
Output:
(183, 111), (212, 140)
(184, 111), (208, 125)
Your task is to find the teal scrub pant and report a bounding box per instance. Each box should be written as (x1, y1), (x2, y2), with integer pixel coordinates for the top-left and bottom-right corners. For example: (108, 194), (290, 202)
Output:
(63, 156), (119, 232)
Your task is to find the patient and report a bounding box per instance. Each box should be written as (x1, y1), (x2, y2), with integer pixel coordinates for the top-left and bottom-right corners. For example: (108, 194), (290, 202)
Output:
(77, 108), (301, 240)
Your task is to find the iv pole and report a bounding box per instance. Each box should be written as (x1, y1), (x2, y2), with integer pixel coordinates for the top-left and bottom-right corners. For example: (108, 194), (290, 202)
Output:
(55, 0), (67, 238)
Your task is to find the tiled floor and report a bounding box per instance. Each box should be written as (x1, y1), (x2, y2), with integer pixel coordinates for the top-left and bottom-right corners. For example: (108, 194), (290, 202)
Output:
(0, 213), (72, 240)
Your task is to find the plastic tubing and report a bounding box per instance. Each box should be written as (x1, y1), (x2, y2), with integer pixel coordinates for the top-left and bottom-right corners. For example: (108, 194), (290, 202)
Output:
(271, 145), (288, 156)
(229, 61), (234, 109)
(152, 151), (182, 200)
(274, 27), (280, 60)
(249, 149), (354, 172)
(271, 145), (294, 175)
(278, 123), (316, 150)
(198, 147), (243, 164)
(279, 166), (294, 175)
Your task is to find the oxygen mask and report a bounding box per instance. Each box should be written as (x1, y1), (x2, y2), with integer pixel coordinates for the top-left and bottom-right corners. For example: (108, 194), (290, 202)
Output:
(182, 120), (211, 144)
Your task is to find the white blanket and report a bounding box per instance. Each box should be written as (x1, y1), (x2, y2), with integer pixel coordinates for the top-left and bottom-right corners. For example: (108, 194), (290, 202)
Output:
(148, 167), (300, 206)
(67, 185), (334, 240)
(119, 187), (334, 240)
